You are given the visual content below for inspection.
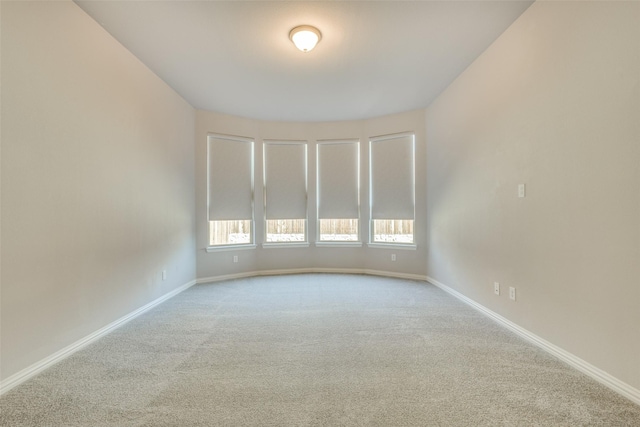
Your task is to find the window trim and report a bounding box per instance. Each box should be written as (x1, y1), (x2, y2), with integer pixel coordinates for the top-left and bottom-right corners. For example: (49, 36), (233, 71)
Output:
(368, 132), (416, 246)
(206, 243), (257, 253)
(207, 133), (255, 248)
(316, 139), (361, 243)
(262, 242), (310, 249)
(315, 242), (363, 248)
(366, 242), (417, 250)
(262, 140), (309, 244)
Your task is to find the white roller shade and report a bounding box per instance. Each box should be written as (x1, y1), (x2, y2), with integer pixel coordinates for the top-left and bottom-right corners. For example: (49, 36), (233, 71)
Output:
(264, 141), (307, 220)
(370, 133), (415, 219)
(317, 140), (359, 219)
(208, 135), (253, 221)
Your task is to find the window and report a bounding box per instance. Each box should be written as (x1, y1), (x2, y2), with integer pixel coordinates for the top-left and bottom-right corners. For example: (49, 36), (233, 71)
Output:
(210, 220), (251, 245)
(265, 219), (306, 242)
(317, 140), (360, 242)
(207, 134), (254, 247)
(319, 219), (359, 242)
(369, 133), (415, 245)
(263, 141), (308, 243)
(372, 219), (414, 243)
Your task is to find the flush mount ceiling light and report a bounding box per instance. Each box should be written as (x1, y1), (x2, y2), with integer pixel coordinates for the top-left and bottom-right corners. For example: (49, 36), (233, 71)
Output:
(289, 25), (322, 52)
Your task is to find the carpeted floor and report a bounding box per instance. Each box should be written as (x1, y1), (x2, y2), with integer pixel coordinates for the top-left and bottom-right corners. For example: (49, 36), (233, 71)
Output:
(1, 273), (639, 426)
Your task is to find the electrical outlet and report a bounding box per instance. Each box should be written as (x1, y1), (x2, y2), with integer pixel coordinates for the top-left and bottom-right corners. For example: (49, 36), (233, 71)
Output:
(518, 184), (526, 198)
(391, 254), (396, 262)
(233, 255), (238, 263)
(509, 287), (516, 301)
(162, 270), (167, 281)
(494, 282), (500, 295)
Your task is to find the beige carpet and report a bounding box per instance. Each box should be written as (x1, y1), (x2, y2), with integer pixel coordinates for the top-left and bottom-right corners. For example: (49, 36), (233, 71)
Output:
(1, 273), (639, 426)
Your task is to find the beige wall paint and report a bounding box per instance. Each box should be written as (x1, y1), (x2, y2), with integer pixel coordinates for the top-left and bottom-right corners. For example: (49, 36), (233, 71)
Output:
(1, 1), (196, 380)
(3, 0), (636, 400)
(426, 1), (639, 390)
(196, 110), (427, 279)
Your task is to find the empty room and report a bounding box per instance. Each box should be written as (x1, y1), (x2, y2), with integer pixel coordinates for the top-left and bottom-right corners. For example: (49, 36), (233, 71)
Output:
(1, 0), (639, 425)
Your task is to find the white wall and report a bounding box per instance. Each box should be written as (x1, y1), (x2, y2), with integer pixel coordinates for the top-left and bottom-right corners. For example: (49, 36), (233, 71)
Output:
(196, 110), (427, 280)
(426, 1), (639, 391)
(1, 1), (196, 381)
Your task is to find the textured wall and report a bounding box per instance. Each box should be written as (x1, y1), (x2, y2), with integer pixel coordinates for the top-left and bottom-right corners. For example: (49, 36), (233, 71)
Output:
(1, 1), (196, 380)
(426, 1), (639, 390)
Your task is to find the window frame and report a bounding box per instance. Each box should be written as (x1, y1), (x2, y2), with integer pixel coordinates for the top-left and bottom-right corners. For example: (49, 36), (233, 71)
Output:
(206, 133), (256, 251)
(368, 132), (417, 248)
(316, 139), (361, 244)
(262, 140), (309, 247)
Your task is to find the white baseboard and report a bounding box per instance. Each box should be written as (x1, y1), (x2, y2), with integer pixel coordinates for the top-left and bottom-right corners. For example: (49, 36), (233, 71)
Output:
(15, 272), (633, 406)
(426, 276), (640, 406)
(0, 279), (197, 396)
(196, 268), (427, 285)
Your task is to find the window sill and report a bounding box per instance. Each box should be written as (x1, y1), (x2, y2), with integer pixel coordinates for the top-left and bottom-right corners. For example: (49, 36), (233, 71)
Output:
(315, 242), (363, 248)
(262, 242), (310, 249)
(206, 244), (256, 253)
(366, 243), (417, 250)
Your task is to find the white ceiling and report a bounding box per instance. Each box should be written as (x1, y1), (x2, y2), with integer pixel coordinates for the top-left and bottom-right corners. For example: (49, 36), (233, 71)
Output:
(75, 1), (534, 122)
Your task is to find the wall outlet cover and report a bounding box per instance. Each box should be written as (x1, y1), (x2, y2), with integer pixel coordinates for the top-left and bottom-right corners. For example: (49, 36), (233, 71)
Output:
(518, 184), (526, 198)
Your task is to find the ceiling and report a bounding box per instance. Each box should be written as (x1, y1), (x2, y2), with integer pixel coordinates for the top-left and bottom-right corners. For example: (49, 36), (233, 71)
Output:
(75, 1), (534, 122)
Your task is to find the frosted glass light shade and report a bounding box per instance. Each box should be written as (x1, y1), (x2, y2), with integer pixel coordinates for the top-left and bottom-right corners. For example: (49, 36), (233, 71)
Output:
(289, 25), (321, 52)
